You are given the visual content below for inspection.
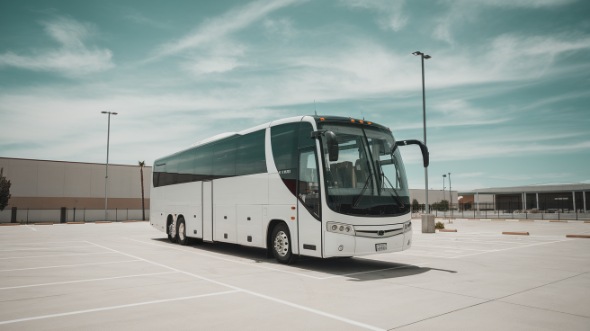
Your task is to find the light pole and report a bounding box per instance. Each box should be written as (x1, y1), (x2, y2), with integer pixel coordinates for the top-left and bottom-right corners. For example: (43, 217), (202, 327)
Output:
(448, 172), (452, 217)
(449, 172), (453, 218)
(413, 51), (431, 214)
(101, 111), (118, 221)
(442, 174), (447, 213)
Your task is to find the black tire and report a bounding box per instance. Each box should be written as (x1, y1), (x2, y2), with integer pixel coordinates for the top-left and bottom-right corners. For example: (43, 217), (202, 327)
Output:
(167, 219), (177, 243)
(271, 223), (295, 264)
(177, 217), (189, 245)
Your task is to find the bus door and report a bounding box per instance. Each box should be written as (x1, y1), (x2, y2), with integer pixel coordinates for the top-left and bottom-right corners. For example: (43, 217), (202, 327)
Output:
(297, 147), (322, 257)
(202, 180), (213, 242)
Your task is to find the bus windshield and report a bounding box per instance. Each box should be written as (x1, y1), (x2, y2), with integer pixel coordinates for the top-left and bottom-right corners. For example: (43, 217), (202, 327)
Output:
(319, 123), (410, 217)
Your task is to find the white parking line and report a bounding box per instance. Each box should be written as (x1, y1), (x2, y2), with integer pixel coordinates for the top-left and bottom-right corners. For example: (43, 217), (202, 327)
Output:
(0, 259), (141, 272)
(411, 244), (490, 252)
(127, 238), (412, 282)
(127, 238), (326, 280)
(0, 251), (117, 260)
(0, 240), (89, 247)
(0, 271), (177, 290)
(0, 290), (240, 326)
(87, 241), (386, 331)
(0, 245), (97, 252)
(451, 238), (570, 259)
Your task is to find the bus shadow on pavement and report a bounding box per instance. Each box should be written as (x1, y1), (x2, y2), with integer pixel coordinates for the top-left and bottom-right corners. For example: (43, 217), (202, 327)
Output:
(153, 238), (457, 282)
(292, 256), (457, 282)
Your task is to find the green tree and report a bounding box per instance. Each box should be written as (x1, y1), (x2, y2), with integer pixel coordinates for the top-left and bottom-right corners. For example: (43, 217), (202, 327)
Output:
(412, 199), (420, 212)
(0, 168), (11, 211)
(138, 161), (145, 220)
(436, 200), (449, 211)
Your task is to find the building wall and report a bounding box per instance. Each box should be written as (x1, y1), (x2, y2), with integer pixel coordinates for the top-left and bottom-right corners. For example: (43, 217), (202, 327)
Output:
(410, 189), (458, 205)
(0, 157), (151, 222)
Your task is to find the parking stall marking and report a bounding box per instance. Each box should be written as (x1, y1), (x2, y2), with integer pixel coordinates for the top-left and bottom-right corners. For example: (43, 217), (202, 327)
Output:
(0, 290), (240, 326)
(0, 271), (177, 291)
(128, 238), (418, 281)
(405, 233), (572, 259)
(0, 251), (118, 260)
(0, 259), (142, 273)
(127, 238), (329, 280)
(86, 241), (387, 331)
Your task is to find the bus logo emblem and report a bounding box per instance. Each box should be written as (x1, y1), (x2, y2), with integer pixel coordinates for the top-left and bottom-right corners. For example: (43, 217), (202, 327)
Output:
(378, 230), (385, 236)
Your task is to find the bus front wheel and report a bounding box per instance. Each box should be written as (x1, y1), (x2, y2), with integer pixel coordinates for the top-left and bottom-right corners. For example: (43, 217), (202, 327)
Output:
(271, 223), (295, 264)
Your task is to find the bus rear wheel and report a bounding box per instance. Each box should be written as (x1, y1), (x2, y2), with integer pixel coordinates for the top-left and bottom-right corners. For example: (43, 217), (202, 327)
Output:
(271, 223), (295, 264)
(167, 219), (177, 243)
(177, 217), (189, 245)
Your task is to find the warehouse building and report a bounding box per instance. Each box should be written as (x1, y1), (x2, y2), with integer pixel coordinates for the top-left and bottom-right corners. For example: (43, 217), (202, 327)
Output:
(459, 184), (589, 213)
(0, 157), (151, 223)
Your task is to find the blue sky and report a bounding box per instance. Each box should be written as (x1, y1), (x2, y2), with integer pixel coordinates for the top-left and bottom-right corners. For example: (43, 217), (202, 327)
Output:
(0, 0), (589, 191)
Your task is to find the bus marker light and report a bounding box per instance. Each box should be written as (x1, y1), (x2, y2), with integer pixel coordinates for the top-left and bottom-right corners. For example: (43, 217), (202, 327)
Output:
(338, 245), (344, 251)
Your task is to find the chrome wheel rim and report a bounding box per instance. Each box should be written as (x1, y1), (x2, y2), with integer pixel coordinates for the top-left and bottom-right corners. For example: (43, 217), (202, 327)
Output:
(169, 222), (176, 238)
(178, 222), (185, 241)
(274, 231), (289, 257)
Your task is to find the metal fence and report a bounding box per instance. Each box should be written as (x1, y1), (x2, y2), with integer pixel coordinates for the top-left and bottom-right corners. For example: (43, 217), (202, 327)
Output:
(0, 208), (149, 224)
(412, 203), (590, 221)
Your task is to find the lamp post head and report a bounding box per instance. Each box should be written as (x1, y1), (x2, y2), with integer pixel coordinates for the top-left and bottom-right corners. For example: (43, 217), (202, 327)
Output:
(412, 51), (431, 59)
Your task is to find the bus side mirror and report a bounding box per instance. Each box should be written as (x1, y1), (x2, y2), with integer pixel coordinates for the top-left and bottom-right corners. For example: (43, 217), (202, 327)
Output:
(311, 130), (339, 162)
(394, 140), (429, 168)
(325, 131), (339, 162)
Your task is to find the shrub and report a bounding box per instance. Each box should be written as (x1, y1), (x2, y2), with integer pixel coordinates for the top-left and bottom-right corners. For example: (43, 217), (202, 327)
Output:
(435, 221), (445, 230)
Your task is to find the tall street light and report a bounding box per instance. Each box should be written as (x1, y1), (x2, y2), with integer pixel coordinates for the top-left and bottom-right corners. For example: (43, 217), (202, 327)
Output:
(448, 172), (452, 216)
(442, 174), (447, 211)
(413, 51), (431, 213)
(101, 111), (118, 221)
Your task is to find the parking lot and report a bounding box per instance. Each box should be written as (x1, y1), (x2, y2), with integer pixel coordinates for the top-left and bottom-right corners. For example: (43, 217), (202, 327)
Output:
(1, 219), (589, 330)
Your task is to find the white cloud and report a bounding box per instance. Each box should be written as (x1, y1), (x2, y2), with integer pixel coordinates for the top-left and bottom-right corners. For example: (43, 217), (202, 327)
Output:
(0, 17), (114, 76)
(184, 57), (241, 75)
(469, 0), (577, 8)
(432, 0), (577, 44)
(149, 0), (303, 61)
(340, 0), (408, 31)
(263, 18), (296, 38)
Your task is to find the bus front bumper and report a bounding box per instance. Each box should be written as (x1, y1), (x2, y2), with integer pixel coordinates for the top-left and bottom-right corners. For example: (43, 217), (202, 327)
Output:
(324, 222), (412, 257)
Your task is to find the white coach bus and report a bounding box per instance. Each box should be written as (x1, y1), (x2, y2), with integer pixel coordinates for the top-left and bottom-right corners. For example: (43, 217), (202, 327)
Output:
(150, 115), (428, 264)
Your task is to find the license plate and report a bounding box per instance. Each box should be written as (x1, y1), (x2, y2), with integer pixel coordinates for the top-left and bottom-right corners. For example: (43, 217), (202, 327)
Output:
(375, 243), (387, 252)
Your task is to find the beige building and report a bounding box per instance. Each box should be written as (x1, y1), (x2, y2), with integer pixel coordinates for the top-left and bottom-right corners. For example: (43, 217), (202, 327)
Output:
(0, 157), (151, 223)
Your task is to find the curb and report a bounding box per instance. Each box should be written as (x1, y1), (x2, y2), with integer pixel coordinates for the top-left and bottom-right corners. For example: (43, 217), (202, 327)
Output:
(502, 231), (529, 236)
(566, 234), (590, 239)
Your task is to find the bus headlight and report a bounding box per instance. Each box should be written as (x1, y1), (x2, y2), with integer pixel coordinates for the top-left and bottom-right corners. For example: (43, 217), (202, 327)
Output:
(327, 222), (355, 236)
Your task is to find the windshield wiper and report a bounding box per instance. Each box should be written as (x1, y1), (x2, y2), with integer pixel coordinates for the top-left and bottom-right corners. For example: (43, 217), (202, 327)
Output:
(380, 170), (405, 209)
(352, 171), (373, 208)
